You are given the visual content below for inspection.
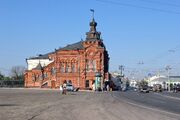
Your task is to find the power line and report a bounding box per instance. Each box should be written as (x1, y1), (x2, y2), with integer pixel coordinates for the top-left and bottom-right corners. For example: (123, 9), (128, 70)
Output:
(129, 0), (180, 8)
(96, 0), (180, 14)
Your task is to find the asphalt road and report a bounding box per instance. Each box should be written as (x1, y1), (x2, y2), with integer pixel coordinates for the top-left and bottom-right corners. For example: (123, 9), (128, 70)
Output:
(113, 91), (180, 115)
(0, 88), (180, 120)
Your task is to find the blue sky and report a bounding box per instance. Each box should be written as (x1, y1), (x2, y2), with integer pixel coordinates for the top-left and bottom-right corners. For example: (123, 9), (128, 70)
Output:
(0, 0), (180, 77)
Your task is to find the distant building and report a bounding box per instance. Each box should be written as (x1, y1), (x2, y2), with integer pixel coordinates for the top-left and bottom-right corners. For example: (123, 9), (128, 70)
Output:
(24, 18), (110, 89)
(148, 75), (180, 89)
(129, 79), (137, 88)
(110, 71), (130, 90)
(110, 72), (121, 87)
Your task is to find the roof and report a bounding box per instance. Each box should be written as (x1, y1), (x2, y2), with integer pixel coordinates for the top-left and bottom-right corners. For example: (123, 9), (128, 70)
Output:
(33, 63), (43, 70)
(28, 51), (54, 60)
(170, 76), (180, 78)
(27, 41), (84, 60)
(58, 41), (84, 50)
(29, 54), (49, 60)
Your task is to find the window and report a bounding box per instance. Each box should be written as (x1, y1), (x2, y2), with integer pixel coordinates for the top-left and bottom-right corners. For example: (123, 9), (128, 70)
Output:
(72, 64), (76, 72)
(51, 67), (56, 75)
(92, 60), (96, 72)
(86, 60), (96, 72)
(60, 63), (65, 73)
(67, 64), (71, 72)
(43, 73), (48, 78)
(86, 60), (90, 72)
(65, 63), (68, 73)
(85, 80), (89, 88)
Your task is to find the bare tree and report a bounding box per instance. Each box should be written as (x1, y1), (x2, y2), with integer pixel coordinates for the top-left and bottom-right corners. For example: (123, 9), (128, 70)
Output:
(0, 71), (4, 80)
(11, 66), (26, 80)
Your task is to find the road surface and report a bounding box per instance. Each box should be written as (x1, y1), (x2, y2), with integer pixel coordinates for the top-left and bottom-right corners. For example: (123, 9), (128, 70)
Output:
(113, 91), (180, 115)
(0, 88), (179, 120)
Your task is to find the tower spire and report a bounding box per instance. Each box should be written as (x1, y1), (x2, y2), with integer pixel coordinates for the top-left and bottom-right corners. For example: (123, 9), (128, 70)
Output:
(86, 9), (101, 40)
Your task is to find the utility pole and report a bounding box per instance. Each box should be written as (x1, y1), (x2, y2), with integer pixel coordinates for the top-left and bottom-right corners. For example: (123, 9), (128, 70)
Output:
(119, 65), (124, 77)
(165, 65), (171, 92)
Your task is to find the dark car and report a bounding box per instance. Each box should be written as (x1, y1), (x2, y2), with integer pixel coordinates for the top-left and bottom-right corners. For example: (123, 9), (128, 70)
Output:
(174, 84), (180, 92)
(139, 86), (149, 93)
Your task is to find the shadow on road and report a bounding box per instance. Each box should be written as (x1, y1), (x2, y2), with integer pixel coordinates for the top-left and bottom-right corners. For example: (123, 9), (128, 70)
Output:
(0, 104), (18, 107)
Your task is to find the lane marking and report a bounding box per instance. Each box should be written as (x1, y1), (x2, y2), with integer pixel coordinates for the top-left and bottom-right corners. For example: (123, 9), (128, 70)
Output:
(112, 93), (180, 117)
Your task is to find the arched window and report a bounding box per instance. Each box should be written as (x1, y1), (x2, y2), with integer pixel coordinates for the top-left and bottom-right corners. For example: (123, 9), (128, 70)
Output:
(86, 60), (96, 72)
(65, 63), (68, 73)
(67, 64), (71, 72)
(51, 67), (56, 75)
(86, 60), (90, 72)
(72, 63), (76, 72)
(60, 63), (65, 73)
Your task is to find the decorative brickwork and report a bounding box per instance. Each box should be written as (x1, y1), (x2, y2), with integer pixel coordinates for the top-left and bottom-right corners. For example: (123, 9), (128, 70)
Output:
(24, 19), (110, 89)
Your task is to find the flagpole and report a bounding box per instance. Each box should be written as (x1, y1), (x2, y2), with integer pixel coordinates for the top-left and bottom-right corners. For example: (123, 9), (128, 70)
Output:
(90, 9), (95, 19)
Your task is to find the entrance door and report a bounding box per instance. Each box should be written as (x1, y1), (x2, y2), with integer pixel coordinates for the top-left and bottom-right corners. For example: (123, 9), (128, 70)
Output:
(85, 80), (89, 88)
(51, 81), (56, 89)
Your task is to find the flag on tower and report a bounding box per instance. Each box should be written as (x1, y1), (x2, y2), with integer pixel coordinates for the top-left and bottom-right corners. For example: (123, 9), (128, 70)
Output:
(90, 9), (94, 12)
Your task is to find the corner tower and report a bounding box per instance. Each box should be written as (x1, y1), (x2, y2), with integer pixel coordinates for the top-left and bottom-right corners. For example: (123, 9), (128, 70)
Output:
(86, 18), (101, 40)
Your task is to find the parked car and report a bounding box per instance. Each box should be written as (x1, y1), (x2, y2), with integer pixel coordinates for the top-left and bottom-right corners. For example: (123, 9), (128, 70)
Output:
(177, 84), (180, 91)
(139, 85), (149, 93)
(153, 84), (162, 92)
(66, 84), (74, 91)
(148, 86), (153, 91)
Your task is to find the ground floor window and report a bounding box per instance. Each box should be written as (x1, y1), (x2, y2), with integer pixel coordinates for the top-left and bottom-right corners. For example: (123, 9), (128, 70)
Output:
(85, 80), (89, 88)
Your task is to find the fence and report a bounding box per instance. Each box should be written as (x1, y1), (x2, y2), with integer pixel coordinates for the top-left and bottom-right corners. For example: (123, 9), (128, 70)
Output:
(0, 80), (24, 87)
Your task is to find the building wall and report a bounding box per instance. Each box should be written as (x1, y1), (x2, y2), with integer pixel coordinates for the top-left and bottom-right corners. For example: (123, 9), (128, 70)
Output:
(24, 41), (109, 89)
(24, 19), (109, 89)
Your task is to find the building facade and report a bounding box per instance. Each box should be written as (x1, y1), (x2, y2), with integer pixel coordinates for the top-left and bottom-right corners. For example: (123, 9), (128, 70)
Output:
(24, 18), (110, 89)
(148, 75), (180, 89)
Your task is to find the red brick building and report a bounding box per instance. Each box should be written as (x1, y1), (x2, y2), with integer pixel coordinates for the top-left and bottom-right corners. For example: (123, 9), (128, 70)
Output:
(24, 18), (110, 89)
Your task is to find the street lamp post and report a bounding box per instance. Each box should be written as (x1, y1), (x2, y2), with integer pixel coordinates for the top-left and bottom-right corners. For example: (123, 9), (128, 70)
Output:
(77, 50), (80, 88)
(166, 65), (171, 92)
(119, 65), (124, 77)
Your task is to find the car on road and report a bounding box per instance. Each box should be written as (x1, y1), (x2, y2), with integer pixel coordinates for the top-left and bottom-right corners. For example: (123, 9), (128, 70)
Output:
(66, 84), (74, 91)
(153, 84), (162, 92)
(139, 86), (149, 93)
(176, 84), (180, 91)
